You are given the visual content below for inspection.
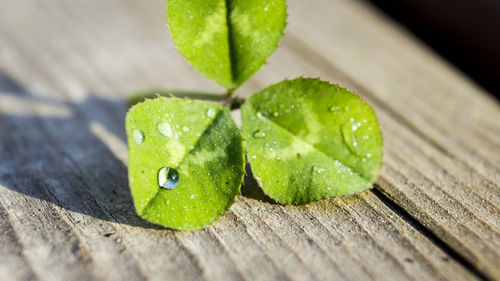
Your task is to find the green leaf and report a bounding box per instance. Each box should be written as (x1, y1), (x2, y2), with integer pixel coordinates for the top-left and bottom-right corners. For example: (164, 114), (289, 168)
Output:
(128, 90), (225, 106)
(167, 0), (287, 88)
(126, 97), (245, 230)
(241, 78), (383, 205)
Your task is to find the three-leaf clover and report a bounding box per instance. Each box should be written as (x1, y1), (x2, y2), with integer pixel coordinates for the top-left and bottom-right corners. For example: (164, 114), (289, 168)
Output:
(125, 0), (383, 230)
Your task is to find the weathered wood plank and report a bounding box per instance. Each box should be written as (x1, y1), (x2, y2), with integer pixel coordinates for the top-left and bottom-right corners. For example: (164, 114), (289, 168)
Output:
(257, 0), (500, 278)
(0, 0), (497, 280)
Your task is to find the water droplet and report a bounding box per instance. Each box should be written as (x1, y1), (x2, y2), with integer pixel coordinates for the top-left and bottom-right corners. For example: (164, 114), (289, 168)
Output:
(317, 168), (325, 173)
(273, 112), (279, 117)
(252, 155), (256, 159)
(158, 167), (179, 189)
(207, 108), (216, 118)
(132, 129), (144, 145)
(256, 112), (264, 119)
(253, 130), (266, 138)
(182, 126), (190, 132)
(341, 122), (362, 156)
(158, 122), (173, 138)
(329, 106), (339, 112)
(277, 157), (281, 161)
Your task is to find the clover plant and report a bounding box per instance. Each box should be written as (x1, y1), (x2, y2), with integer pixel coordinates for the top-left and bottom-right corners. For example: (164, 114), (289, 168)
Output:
(126, 0), (383, 230)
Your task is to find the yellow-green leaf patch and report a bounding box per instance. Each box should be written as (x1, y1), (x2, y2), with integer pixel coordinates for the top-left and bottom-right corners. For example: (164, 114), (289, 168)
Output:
(126, 97), (245, 230)
(167, 0), (287, 88)
(241, 78), (383, 204)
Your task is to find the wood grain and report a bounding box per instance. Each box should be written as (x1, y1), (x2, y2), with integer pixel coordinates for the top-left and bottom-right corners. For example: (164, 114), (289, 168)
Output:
(0, 0), (498, 280)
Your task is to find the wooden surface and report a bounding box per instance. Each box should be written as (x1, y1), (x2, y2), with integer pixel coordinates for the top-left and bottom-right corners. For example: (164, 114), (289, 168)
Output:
(0, 0), (499, 280)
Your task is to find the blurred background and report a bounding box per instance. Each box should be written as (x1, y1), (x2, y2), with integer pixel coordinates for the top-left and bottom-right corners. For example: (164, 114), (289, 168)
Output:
(370, 0), (500, 97)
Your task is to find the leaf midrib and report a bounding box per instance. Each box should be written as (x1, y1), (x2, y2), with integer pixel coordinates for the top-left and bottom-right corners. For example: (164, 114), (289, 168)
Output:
(225, 0), (237, 86)
(254, 110), (371, 183)
(140, 109), (225, 215)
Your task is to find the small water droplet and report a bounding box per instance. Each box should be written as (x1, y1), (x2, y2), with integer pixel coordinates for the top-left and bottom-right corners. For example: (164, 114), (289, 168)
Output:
(273, 112), (279, 117)
(329, 106), (339, 112)
(256, 112), (264, 119)
(317, 168), (325, 173)
(182, 126), (189, 132)
(277, 157), (281, 161)
(190, 194), (195, 199)
(158, 122), (173, 138)
(132, 129), (144, 145)
(252, 155), (256, 159)
(158, 167), (179, 189)
(253, 130), (266, 138)
(341, 122), (362, 156)
(207, 108), (216, 118)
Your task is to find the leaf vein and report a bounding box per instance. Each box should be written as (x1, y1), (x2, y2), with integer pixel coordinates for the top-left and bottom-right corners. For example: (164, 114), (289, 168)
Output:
(140, 108), (225, 215)
(257, 112), (370, 183)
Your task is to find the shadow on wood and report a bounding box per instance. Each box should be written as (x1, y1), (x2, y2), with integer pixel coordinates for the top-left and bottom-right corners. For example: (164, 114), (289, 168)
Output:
(0, 71), (163, 230)
(0, 71), (275, 231)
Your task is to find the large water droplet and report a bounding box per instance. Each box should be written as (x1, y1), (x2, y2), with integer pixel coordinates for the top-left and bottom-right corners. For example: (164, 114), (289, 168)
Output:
(207, 108), (216, 118)
(132, 129), (144, 145)
(158, 167), (179, 189)
(253, 130), (266, 138)
(158, 122), (173, 138)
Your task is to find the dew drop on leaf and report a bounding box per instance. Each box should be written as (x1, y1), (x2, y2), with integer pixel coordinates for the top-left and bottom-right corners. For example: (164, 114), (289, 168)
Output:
(158, 122), (173, 138)
(329, 105), (339, 112)
(182, 126), (190, 132)
(207, 108), (216, 118)
(341, 122), (361, 156)
(158, 167), (180, 189)
(132, 129), (144, 145)
(253, 130), (266, 138)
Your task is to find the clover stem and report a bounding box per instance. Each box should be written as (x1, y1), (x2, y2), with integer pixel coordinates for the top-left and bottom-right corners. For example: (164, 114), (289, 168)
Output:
(222, 95), (244, 110)
(225, 88), (236, 98)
